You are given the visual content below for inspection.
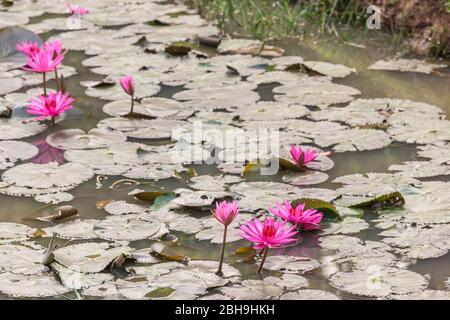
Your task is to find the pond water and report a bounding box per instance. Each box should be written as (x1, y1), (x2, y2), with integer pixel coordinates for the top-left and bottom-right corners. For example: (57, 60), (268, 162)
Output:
(0, 1), (450, 300)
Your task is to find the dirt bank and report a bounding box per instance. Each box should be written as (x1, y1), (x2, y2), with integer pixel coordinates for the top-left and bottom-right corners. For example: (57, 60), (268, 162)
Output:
(369, 0), (449, 57)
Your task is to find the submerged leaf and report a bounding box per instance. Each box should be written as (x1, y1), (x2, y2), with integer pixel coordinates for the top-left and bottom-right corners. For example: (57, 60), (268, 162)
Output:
(144, 287), (176, 298)
(134, 191), (176, 203)
(347, 191), (405, 209)
(292, 198), (341, 220)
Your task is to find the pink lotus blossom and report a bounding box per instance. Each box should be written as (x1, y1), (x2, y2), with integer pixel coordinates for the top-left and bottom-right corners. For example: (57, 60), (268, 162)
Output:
(120, 76), (135, 97)
(212, 200), (240, 276)
(22, 47), (65, 73)
(16, 41), (41, 58)
(240, 217), (298, 250)
(270, 201), (323, 231)
(27, 91), (74, 121)
(68, 3), (90, 16)
(213, 200), (239, 226)
(290, 146), (319, 166)
(43, 40), (67, 60)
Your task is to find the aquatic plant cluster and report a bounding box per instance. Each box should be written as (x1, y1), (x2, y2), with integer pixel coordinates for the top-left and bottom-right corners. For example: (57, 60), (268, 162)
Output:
(0, 0), (450, 300)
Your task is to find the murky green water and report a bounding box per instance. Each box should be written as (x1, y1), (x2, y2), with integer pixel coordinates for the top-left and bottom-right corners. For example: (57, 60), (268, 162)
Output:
(1, 10), (450, 299)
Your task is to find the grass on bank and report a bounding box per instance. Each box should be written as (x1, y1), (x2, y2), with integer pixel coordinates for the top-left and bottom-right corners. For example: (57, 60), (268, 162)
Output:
(189, 0), (449, 58)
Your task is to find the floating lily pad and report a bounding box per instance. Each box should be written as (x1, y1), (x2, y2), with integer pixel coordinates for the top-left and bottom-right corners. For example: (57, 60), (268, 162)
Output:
(118, 260), (231, 300)
(103, 98), (193, 119)
(388, 119), (450, 144)
(97, 117), (185, 140)
(64, 142), (147, 171)
(0, 118), (47, 140)
(417, 143), (450, 164)
(195, 214), (252, 243)
(183, 72), (241, 90)
(269, 56), (304, 71)
(50, 262), (114, 291)
(94, 214), (166, 241)
(308, 107), (386, 127)
(314, 128), (391, 152)
(53, 242), (132, 273)
(0, 12), (29, 28)
(334, 173), (420, 198)
(46, 128), (127, 150)
(321, 217), (370, 235)
(34, 192), (74, 204)
(234, 101), (309, 121)
(247, 70), (307, 85)
(368, 58), (447, 74)
(230, 181), (301, 211)
(302, 61), (356, 78)
(0, 222), (33, 242)
(0, 244), (47, 275)
(380, 220), (450, 258)
(274, 78), (360, 107)
(282, 171), (329, 186)
(173, 84), (259, 109)
(104, 201), (147, 215)
(220, 279), (283, 300)
(0, 76), (24, 95)
(346, 98), (444, 122)
(143, 211), (204, 235)
(86, 82), (160, 101)
(262, 255), (320, 274)
(43, 219), (99, 240)
(82, 282), (120, 297)
(280, 289), (341, 300)
(388, 161), (450, 178)
(0, 272), (68, 298)
(392, 290), (450, 300)
(123, 163), (185, 180)
(189, 175), (242, 191)
(1, 162), (94, 189)
(264, 274), (309, 291)
(329, 268), (428, 298)
(319, 235), (364, 255)
(0, 141), (38, 170)
(171, 189), (231, 209)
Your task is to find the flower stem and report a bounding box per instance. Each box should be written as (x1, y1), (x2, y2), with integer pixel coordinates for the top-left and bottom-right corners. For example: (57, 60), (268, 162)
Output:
(51, 116), (56, 127)
(130, 95), (135, 114)
(215, 225), (228, 276)
(54, 69), (60, 91)
(43, 72), (47, 96)
(257, 247), (269, 274)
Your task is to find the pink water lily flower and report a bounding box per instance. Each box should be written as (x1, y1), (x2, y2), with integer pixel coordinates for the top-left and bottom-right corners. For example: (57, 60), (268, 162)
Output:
(270, 200), (323, 231)
(23, 47), (65, 74)
(68, 3), (90, 16)
(213, 200), (240, 226)
(240, 217), (298, 273)
(120, 75), (135, 96)
(44, 40), (67, 60)
(240, 217), (298, 250)
(212, 200), (240, 276)
(119, 75), (136, 114)
(290, 145), (319, 166)
(27, 91), (74, 124)
(16, 41), (41, 58)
